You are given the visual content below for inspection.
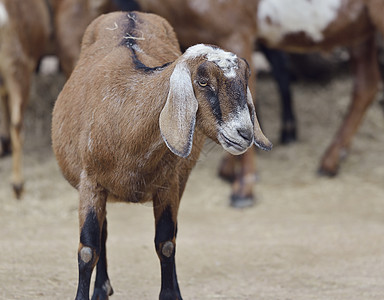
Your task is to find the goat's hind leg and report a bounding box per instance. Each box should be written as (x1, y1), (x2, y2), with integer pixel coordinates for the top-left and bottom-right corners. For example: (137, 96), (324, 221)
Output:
(7, 73), (30, 198)
(0, 85), (11, 157)
(319, 35), (380, 175)
(92, 218), (114, 300)
(76, 174), (108, 300)
(259, 44), (296, 144)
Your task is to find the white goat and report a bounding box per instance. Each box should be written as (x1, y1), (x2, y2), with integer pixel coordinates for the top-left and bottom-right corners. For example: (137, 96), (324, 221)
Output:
(52, 11), (272, 300)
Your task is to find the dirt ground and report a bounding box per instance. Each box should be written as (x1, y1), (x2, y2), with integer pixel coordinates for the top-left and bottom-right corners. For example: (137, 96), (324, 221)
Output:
(1, 66), (384, 300)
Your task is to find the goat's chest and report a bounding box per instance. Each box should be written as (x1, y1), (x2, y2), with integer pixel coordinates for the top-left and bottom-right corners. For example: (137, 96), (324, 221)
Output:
(88, 147), (179, 203)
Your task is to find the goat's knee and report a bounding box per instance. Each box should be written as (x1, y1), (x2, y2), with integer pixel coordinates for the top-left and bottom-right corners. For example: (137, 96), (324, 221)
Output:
(161, 241), (175, 258)
(154, 205), (177, 258)
(78, 209), (102, 266)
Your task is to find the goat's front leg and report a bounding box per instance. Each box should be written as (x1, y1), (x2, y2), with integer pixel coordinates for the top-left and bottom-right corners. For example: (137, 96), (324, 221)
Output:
(153, 192), (182, 300)
(75, 174), (108, 300)
(91, 218), (114, 300)
(319, 36), (380, 175)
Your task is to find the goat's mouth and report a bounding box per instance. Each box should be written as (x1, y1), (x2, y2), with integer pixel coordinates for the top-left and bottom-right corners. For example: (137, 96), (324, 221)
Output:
(219, 132), (250, 155)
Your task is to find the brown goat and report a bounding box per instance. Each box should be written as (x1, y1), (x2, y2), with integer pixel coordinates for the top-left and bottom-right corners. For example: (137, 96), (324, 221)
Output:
(136, 0), (384, 207)
(0, 0), (117, 198)
(52, 11), (271, 300)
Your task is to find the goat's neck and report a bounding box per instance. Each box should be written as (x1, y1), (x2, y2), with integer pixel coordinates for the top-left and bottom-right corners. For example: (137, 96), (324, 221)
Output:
(115, 63), (177, 153)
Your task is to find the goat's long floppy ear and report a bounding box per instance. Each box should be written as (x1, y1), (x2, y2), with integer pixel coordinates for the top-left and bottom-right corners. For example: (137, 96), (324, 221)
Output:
(159, 62), (198, 158)
(246, 87), (273, 151)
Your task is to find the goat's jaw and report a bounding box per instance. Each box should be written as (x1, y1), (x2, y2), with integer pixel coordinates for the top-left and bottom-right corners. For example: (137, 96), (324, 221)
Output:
(217, 111), (254, 155)
(218, 132), (252, 155)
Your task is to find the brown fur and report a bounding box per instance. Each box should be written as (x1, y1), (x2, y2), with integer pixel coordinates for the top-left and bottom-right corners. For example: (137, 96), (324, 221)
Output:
(0, 0), (116, 198)
(136, 0), (384, 203)
(52, 11), (270, 299)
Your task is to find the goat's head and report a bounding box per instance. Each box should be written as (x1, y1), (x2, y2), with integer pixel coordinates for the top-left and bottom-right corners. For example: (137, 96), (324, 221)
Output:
(160, 44), (272, 158)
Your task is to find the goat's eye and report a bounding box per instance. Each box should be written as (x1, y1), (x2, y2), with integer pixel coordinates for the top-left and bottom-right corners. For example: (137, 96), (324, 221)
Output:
(198, 81), (208, 87)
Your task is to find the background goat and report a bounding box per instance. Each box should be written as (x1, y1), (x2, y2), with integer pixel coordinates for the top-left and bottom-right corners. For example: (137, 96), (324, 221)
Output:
(0, 0), (118, 198)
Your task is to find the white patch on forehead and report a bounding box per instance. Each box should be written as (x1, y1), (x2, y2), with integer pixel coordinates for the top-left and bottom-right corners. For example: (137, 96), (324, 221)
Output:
(257, 0), (342, 44)
(184, 44), (239, 78)
(0, 2), (8, 27)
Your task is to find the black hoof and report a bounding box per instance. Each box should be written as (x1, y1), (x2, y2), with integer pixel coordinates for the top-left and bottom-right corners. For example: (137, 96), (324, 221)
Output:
(159, 289), (183, 300)
(91, 285), (114, 300)
(230, 194), (255, 209)
(13, 183), (24, 199)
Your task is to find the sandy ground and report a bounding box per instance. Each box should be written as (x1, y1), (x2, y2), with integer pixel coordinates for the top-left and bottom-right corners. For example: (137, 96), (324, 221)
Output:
(1, 69), (384, 300)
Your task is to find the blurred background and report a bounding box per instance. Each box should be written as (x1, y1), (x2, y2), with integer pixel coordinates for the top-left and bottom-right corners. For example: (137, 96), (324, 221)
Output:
(1, 1), (384, 299)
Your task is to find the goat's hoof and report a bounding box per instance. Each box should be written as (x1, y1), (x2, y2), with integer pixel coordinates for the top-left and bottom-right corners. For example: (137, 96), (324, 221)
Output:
(159, 289), (183, 300)
(317, 166), (338, 177)
(12, 183), (24, 199)
(230, 193), (255, 209)
(91, 285), (114, 300)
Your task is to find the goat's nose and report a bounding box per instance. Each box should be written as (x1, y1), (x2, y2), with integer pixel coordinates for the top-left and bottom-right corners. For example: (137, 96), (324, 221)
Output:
(237, 128), (253, 142)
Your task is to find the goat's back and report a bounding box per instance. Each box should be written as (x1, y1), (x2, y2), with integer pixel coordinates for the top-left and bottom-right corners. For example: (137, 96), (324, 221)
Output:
(78, 11), (180, 70)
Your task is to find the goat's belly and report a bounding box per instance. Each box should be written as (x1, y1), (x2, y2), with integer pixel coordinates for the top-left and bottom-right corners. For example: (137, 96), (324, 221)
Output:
(107, 191), (152, 204)
(98, 171), (168, 204)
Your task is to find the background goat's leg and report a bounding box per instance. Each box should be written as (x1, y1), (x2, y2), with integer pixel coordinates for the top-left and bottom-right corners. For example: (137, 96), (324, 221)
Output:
(0, 89), (11, 156)
(92, 218), (114, 300)
(154, 193), (182, 300)
(259, 44), (296, 144)
(319, 36), (380, 175)
(7, 73), (30, 198)
(218, 36), (258, 207)
(76, 178), (107, 300)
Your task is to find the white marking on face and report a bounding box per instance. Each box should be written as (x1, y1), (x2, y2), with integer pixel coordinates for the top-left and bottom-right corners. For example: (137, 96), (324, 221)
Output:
(184, 44), (239, 78)
(257, 0), (342, 44)
(218, 108), (254, 155)
(0, 2), (8, 27)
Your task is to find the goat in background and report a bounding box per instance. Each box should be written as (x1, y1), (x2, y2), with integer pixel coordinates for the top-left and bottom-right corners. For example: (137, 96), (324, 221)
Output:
(0, 0), (118, 198)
